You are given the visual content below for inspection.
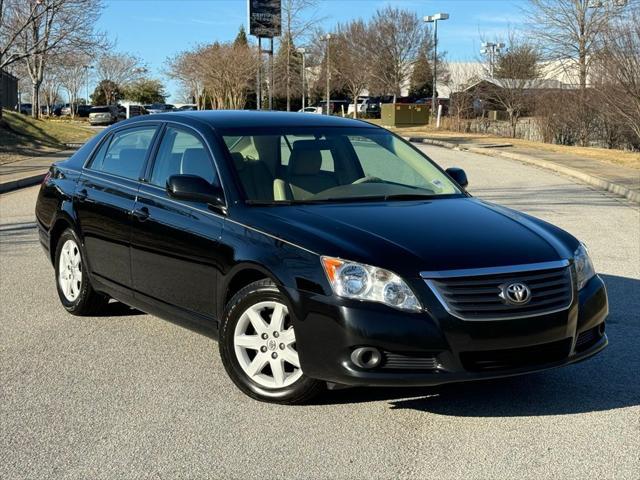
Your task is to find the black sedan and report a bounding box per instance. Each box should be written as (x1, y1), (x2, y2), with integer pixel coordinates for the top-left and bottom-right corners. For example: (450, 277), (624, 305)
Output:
(35, 111), (608, 404)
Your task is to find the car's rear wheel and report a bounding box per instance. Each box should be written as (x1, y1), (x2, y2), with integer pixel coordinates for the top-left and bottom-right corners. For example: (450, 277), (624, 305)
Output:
(54, 228), (108, 315)
(219, 279), (324, 404)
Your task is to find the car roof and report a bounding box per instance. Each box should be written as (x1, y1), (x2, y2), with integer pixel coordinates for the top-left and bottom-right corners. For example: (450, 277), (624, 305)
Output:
(126, 110), (378, 130)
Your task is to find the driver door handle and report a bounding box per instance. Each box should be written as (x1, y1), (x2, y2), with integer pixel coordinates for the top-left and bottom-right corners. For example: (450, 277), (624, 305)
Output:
(132, 206), (150, 222)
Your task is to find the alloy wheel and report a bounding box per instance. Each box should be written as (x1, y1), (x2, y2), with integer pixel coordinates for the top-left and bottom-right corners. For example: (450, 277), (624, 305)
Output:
(233, 301), (302, 389)
(58, 239), (83, 302)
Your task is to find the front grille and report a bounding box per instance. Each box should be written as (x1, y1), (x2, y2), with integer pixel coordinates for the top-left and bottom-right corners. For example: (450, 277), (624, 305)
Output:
(424, 264), (573, 321)
(575, 325), (603, 352)
(460, 338), (572, 372)
(380, 352), (438, 371)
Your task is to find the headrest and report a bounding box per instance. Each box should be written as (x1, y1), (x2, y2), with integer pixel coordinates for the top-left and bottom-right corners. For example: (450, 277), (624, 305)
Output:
(181, 148), (212, 182)
(289, 140), (329, 176)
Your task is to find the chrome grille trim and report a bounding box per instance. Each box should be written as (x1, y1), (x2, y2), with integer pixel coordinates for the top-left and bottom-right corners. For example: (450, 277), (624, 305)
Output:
(420, 260), (570, 279)
(423, 261), (574, 321)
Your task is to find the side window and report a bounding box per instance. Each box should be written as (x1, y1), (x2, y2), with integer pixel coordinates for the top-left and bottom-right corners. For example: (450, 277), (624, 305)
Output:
(150, 127), (217, 187)
(88, 126), (157, 180)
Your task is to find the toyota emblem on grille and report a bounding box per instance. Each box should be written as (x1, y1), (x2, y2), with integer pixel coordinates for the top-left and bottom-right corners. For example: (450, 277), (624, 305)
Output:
(499, 282), (532, 305)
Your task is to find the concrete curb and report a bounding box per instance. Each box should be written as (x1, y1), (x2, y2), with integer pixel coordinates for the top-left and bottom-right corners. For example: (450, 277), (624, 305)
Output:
(407, 136), (640, 205)
(0, 173), (47, 194)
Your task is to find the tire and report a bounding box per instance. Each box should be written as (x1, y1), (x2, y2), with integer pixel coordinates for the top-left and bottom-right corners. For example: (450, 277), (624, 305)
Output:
(54, 228), (108, 315)
(219, 279), (324, 404)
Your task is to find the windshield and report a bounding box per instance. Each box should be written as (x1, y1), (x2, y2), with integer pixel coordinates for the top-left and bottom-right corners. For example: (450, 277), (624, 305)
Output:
(221, 127), (462, 204)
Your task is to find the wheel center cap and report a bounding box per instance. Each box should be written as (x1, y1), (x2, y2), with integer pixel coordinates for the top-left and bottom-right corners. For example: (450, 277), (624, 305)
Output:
(267, 339), (278, 351)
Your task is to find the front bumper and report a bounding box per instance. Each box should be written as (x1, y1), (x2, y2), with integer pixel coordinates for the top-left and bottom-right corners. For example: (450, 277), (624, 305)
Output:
(291, 274), (608, 387)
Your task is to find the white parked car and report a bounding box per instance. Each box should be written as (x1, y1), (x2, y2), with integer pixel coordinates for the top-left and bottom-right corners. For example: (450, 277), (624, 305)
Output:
(298, 106), (322, 114)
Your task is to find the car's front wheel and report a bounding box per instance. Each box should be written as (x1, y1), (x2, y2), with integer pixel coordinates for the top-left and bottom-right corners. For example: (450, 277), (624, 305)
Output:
(219, 279), (324, 404)
(54, 228), (108, 315)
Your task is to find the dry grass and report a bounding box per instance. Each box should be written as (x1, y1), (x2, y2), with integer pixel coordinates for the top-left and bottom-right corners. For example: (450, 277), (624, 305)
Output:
(0, 110), (95, 165)
(364, 119), (640, 170)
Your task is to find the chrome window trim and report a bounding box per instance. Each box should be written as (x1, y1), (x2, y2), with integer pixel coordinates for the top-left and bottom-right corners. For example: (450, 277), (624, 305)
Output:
(423, 260), (574, 322)
(82, 122), (163, 171)
(153, 119), (228, 207)
(420, 260), (570, 279)
(80, 172), (317, 256)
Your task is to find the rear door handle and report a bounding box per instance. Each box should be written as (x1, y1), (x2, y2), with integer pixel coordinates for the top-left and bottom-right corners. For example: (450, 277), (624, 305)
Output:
(132, 206), (150, 222)
(76, 188), (88, 202)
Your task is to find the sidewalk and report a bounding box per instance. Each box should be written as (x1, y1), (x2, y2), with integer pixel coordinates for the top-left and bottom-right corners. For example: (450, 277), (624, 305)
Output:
(407, 134), (640, 204)
(0, 150), (75, 194)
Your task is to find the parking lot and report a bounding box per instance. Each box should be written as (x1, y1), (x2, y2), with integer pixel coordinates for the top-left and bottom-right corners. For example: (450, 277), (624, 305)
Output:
(1, 145), (638, 480)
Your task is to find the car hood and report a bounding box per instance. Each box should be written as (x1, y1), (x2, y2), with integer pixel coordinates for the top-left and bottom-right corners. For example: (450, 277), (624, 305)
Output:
(243, 198), (579, 277)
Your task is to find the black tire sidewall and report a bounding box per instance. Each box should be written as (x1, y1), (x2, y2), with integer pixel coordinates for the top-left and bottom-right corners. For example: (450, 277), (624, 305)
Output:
(219, 280), (322, 403)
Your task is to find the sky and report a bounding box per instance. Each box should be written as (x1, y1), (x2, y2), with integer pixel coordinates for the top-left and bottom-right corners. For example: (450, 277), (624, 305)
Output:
(96, 0), (526, 101)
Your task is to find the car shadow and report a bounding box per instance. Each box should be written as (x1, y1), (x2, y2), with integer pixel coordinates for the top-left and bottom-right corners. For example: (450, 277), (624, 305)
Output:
(318, 273), (640, 416)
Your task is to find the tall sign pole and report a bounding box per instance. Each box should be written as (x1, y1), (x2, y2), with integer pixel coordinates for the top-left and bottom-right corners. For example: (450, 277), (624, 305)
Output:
(248, 0), (281, 111)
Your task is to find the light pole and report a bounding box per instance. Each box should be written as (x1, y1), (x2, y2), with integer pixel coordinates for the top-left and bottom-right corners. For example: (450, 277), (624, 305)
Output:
(424, 13), (449, 123)
(480, 42), (505, 78)
(297, 47), (306, 110)
(323, 34), (331, 115)
(83, 65), (94, 106)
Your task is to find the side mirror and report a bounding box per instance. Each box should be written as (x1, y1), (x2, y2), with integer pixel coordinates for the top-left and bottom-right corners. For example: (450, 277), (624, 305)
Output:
(446, 167), (469, 189)
(166, 174), (225, 206)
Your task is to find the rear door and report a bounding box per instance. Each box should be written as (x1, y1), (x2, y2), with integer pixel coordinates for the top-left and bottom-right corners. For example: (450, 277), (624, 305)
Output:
(76, 124), (159, 290)
(130, 124), (225, 319)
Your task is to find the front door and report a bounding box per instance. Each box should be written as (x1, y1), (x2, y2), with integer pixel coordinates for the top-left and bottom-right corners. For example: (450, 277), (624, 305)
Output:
(76, 124), (159, 289)
(130, 125), (225, 319)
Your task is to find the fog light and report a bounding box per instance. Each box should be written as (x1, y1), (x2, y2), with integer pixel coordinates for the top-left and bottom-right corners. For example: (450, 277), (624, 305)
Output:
(351, 347), (382, 369)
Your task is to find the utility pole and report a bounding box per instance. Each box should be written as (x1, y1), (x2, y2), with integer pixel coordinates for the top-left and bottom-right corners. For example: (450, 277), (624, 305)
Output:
(83, 65), (93, 105)
(323, 34), (331, 115)
(424, 13), (449, 123)
(297, 47), (306, 110)
(480, 42), (505, 78)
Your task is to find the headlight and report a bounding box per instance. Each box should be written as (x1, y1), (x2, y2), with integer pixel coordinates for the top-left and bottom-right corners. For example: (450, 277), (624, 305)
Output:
(574, 244), (596, 290)
(321, 256), (422, 312)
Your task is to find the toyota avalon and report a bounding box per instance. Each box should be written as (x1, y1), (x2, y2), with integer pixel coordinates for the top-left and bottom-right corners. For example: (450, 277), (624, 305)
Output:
(35, 111), (608, 404)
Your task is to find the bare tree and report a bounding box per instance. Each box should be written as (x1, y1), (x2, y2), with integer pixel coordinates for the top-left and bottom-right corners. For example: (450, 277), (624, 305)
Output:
(95, 52), (146, 104)
(593, 12), (640, 143)
(367, 6), (426, 101)
(200, 41), (257, 109)
(525, 0), (629, 90)
(278, 0), (321, 111)
(166, 48), (206, 110)
(57, 52), (90, 116)
(13, 0), (104, 117)
(332, 20), (371, 118)
(481, 36), (543, 137)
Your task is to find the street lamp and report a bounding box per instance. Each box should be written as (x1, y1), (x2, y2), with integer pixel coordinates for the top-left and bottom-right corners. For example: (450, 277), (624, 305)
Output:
(83, 65), (94, 106)
(322, 34), (331, 116)
(480, 42), (505, 78)
(424, 13), (449, 123)
(297, 47), (306, 110)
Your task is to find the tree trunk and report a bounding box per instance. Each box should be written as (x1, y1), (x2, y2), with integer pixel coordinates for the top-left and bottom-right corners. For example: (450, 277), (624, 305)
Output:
(31, 82), (41, 119)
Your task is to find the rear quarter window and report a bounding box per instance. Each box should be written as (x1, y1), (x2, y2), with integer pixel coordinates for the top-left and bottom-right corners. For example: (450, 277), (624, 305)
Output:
(87, 126), (157, 180)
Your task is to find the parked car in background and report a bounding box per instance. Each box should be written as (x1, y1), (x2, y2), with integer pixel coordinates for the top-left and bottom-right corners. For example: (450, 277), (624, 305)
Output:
(88, 105), (122, 125)
(35, 111), (608, 405)
(298, 106), (322, 114)
(176, 104), (197, 111)
(17, 103), (32, 115)
(77, 105), (92, 118)
(318, 100), (350, 115)
(60, 104), (73, 116)
(145, 103), (175, 114)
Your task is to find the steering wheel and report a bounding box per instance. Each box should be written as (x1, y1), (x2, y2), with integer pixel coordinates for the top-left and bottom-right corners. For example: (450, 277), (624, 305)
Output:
(352, 176), (383, 185)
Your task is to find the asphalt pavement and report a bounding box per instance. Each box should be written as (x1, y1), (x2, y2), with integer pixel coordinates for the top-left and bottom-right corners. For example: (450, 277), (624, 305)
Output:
(1, 145), (638, 480)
